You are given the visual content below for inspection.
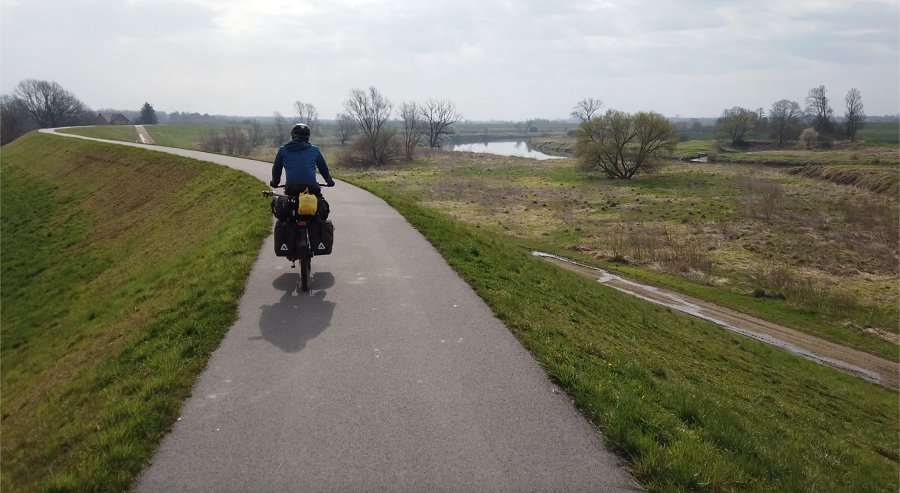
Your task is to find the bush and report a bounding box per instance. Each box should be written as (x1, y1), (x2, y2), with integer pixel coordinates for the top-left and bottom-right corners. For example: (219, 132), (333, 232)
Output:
(337, 131), (401, 167)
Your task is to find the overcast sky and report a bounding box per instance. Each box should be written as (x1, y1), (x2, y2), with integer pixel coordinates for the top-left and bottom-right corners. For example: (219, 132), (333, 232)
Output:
(2, 0), (898, 121)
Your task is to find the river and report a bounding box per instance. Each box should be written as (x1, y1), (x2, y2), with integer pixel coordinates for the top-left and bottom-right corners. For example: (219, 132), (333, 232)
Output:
(445, 140), (565, 160)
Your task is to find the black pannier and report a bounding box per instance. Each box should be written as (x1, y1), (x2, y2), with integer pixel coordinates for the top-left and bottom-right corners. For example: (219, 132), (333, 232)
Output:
(317, 196), (330, 220)
(273, 221), (297, 257)
(311, 219), (334, 256)
(271, 196), (295, 221)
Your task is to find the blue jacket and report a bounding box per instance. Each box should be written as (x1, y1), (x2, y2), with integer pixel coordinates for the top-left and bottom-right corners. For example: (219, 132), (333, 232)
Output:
(271, 139), (334, 186)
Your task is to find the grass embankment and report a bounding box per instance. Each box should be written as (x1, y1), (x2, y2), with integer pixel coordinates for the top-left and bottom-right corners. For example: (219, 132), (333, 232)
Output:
(142, 124), (241, 148)
(0, 132), (271, 492)
(529, 137), (576, 154)
(59, 126), (138, 142)
(343, 177), (899, 493)
(58, 124), (256, 150)
(337, 152), (898, 361)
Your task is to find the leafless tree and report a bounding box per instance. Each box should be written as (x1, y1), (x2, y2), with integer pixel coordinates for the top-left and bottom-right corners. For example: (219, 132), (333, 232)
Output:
(768, 99), (803, 146)
(223, 125), (252, 156)
(805, 85), (834, 135)
(399, 101), (427, 160)
(420, 98), (463, 148)
(799, 128), (819, 149)
(715, 107), (757, 145)
(271, 111), (289, 146)
(517, 119), (534, 135)
(13, 79), (86, 128)
(336, 113), (356, 145)
(198, 128), (224, 153)
(570, 97), (603, 122)
(342, 87), (399, 166)
(1, 94), (34, 144)
(750, 107), (768, 140)
(294, 101), (319, 132)
(248, 118), (264, 147)
(574, 109), (678, 179)
(844, 88), (866, 142)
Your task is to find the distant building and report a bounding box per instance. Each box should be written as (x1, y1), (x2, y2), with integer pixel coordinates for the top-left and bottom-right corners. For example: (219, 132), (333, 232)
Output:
(96, 113), (130, 125)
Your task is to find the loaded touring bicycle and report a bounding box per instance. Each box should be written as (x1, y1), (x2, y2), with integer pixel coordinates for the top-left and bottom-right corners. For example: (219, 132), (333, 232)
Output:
(264, 182), (334, 291)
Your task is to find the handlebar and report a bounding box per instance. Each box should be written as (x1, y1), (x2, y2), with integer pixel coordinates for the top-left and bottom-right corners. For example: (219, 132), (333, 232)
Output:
(263, 183), (332, 198)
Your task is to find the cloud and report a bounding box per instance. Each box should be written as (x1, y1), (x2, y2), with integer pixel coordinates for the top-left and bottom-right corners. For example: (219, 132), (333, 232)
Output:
(1, 0), (896, 119)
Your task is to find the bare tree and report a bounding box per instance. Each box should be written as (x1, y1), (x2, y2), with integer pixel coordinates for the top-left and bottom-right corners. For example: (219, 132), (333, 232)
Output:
(293, 101), (319, 132)
(420, 98), (463, 148)
(271, 111), (289, 146)
(750, 107), (768, 140)
(570, 97), (603, 122)
(799, 128), (819, 149)
(715, 107), (757, 145)
(342, 87), (399, 166)
(805, 85), (834, 135)
(1, 94), (34, 145)
(13, 79), (86, 128)
(768, 99), (803, 146)
(198, 128), (224, 153)
(844, 88), (866, 142)
(517, 119), (534, 135)
(399, 101), (427, 160)
(248, 118), (264, 147)
(336, 113), (356, 145)
(575, 109), (678, 179)
(223, 125), (251, 156)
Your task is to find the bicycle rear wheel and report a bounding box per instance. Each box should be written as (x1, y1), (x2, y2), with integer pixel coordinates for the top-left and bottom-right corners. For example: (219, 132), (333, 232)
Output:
(300, 249), (310, 291)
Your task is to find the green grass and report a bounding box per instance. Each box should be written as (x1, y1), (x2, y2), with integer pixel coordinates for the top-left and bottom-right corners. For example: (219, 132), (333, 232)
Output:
(338, 152), (899, 361)
(0, 131), (271, 492)
(857, 122), (900, 144)
(143, 124), (248, 148)
(58, 126), (138, 142)
(341, 176), (899, 493)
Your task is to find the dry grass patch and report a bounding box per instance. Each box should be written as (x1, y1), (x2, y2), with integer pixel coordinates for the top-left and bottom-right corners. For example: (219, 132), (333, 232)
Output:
(338, 151), (898, 357)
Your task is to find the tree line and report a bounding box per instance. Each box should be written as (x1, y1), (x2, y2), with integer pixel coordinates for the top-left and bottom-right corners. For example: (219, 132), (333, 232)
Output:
(189, 88), (464, 163)
(0, 79), (96, 145)
(714, 85), (868, 147)
(0, 79), (165, 145)
(250, 89), (463, 165)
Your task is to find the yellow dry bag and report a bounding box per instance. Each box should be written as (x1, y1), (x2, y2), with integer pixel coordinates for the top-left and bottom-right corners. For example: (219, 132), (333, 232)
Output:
(297, 188), (318, 216)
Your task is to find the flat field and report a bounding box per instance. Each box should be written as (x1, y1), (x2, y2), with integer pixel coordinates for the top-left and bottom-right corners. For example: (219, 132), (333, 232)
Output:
(347, 178), (899, 493)
(335, 147), (899, 361)
(857, 122), (900, 144)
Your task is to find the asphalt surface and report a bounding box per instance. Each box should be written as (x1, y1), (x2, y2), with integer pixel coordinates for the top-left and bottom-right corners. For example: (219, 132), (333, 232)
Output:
(44, 129), (639, 492)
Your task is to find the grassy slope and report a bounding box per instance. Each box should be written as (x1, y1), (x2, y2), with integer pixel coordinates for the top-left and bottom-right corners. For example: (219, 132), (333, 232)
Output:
(143, 125), (221, 148)
(58, 126), (138, 142)
(57, 124), (253, 149)
(343, 177), (899, 493)
(0, 132), (270, 492)
(339, 155), (898, 361)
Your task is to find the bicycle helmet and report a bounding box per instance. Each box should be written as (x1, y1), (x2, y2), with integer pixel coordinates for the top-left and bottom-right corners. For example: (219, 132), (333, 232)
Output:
(291, 123), (311, 140)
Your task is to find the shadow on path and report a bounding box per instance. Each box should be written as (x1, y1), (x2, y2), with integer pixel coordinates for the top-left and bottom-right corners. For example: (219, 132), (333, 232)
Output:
(256, 272), (336, 352)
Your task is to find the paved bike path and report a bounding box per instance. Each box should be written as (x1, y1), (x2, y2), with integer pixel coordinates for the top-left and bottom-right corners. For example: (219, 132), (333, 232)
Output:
(44, 130), (638, 492)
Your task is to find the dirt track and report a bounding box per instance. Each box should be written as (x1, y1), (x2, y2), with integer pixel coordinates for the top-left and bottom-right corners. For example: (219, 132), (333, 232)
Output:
(536, 252), (899, 389)
(134, 125), (155, 144)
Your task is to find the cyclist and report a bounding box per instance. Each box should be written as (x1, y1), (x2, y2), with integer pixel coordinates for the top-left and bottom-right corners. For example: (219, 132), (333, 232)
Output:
(270, 123), (335, 194)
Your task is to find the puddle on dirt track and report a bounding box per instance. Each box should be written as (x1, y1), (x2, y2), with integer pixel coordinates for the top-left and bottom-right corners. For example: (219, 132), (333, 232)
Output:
(532, 251), (897, 389)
